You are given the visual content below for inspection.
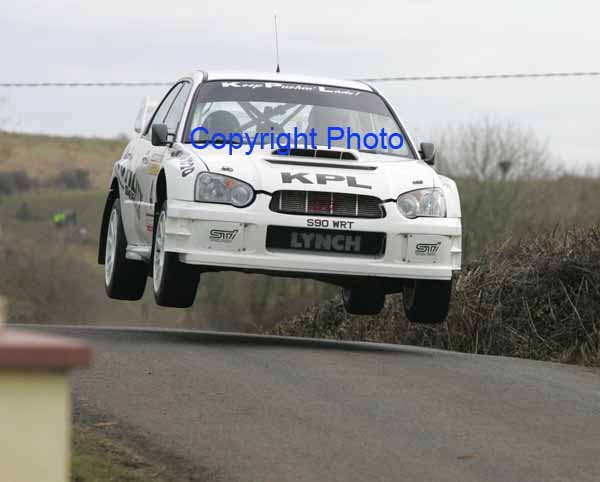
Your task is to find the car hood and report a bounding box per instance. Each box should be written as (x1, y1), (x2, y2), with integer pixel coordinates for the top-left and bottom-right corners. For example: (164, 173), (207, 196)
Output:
(183, 145), (436, 199)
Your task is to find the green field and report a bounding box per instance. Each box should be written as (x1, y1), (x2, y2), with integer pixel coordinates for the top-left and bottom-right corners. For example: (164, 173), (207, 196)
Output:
(0, 189), (334, 329)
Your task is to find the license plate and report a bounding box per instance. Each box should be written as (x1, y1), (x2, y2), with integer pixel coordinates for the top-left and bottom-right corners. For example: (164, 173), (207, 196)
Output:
(266, 226), (385, 256)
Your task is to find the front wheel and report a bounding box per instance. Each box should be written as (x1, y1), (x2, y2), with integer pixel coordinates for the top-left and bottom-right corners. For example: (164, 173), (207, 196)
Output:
(104, 198), (147, 300)
(152, 201), (200, 308)
(403, 279), (452, 324)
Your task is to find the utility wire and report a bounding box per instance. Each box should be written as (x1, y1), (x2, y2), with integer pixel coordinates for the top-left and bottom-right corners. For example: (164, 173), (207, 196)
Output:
(358, 71), (600, 82)
(0, 71), (599, 87)
(0, 81), (171, 87)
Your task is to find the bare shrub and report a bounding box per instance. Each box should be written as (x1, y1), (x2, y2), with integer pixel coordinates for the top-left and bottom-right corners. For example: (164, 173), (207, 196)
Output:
(48, 168), (91, 190)
(271, 225), (600, 367)
(436, 118), (556, 180)
(0, 131), (126, 190)
(0, 168), (91, 195)
(0, 170), (35, 195)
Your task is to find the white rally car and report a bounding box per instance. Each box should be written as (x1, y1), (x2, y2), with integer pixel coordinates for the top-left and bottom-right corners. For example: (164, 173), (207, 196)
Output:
(99, 70), (462, 322)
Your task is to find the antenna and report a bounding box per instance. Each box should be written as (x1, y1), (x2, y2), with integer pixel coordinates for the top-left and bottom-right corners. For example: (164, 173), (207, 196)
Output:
(274, 12), (280, 73)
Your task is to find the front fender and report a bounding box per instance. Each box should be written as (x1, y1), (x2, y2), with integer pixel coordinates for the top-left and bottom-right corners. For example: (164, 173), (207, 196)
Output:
(155, 148), (205, 203)
(437, 175), (461, 219)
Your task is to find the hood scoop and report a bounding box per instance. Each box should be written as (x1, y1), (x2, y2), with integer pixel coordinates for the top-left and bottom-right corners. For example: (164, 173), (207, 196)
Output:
(272, 148), (358, 161)
(268, 148), (377, 171)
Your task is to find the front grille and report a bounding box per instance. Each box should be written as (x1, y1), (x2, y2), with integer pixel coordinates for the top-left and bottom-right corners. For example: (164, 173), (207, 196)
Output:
(269, 191), (385, 218)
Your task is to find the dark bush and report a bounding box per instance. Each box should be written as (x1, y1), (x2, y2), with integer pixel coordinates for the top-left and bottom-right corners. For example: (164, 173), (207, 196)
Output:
(49, 168), (91, 190)
(0, 170), (35, 195)
(271, 225), (600, 366)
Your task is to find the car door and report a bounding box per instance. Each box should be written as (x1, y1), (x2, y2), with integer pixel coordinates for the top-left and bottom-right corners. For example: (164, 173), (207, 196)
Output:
(121, 83), (184, 246)
(138, 81), (193, 245)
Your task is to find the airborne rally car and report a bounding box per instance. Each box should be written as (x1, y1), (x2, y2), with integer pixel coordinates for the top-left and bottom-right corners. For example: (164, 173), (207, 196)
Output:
(99, 71), (462, 322)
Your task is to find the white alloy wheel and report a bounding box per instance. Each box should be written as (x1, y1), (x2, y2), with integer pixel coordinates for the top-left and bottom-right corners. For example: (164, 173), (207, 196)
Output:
(102, 197), (147, 300)
(153, 210), (166, 293)
(104, 208), (119, 287)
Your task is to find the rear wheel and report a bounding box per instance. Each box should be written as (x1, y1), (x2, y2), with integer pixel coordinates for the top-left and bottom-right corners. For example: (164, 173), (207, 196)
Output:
(104, 198), (147, 300)
(342, 286), (385, 315)
(152, 201), (200, 308)
(403, 279), (452, 324)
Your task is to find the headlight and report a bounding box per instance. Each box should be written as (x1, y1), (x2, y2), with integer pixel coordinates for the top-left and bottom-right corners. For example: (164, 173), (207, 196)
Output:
(195, 173), (255, 207)
(397, 188), (446, 218)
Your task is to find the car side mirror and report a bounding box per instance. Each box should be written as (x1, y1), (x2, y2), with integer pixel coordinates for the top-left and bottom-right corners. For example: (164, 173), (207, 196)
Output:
(151, 124), (169, 146)
(419, 142), (436, 166)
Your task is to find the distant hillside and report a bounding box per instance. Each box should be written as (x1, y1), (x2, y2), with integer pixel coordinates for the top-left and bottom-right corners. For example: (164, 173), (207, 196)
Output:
(0, 131), (127, 190)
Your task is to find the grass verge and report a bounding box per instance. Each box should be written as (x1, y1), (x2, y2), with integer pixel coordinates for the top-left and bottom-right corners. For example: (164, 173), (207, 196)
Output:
(72, 424), (172, 482)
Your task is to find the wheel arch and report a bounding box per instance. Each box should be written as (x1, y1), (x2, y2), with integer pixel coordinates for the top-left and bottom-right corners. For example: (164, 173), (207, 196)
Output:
(156, 169), (168, 211)
(98, 177), (119, 264)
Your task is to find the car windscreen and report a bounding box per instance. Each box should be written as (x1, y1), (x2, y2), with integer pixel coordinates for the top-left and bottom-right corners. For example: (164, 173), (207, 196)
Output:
(183, 80), (414, 158)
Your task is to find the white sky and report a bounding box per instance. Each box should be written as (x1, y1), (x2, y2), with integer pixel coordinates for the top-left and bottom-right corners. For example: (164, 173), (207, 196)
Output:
(1, 0), (599, 170)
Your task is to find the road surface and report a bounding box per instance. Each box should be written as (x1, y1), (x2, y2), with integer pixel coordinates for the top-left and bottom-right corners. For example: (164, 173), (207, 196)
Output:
(23, 325), (600, 482)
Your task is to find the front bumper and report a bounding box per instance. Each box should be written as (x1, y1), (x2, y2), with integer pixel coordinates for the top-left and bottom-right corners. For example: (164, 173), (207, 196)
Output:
(164, 196), (462, 280)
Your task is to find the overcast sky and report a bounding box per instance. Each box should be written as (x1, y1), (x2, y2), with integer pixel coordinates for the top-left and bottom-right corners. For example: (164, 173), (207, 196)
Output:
(1, 0), (599, 170)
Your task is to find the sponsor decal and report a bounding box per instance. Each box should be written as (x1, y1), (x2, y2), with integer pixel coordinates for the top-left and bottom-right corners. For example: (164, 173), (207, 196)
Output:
(148, 161), (161, 176)
(415, 242), (441, 256)
(117, 165), (140, 201)
(290, 231), (361, 252)
(179, 158), (195, 177)
(220, 81), (361, 97)
(281, 172), (371, 189)
(209, 228), (238, 242)
(151, 153), (164, 163)
(116, 164), (143, 218)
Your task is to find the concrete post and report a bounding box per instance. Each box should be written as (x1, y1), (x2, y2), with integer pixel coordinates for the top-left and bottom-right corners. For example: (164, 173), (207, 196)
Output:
(0, 305), (91, 482)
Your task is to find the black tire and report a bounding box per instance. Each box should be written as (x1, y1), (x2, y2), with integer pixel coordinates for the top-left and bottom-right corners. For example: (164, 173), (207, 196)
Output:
(342, 286), (385, 315)
(403, 279), (452, 324)
(152, 201), (199, 308)
(104, 198), (147, 300)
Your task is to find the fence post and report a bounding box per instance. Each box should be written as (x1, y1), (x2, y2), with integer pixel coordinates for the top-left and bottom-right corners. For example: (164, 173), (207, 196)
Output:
(0, 298), (91, 482)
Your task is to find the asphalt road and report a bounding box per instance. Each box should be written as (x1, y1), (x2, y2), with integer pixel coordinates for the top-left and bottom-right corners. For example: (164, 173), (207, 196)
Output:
(24, 325), (600, 482)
